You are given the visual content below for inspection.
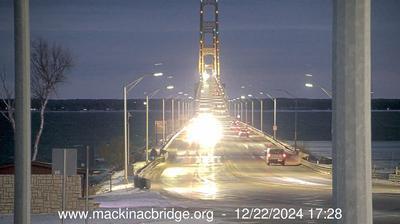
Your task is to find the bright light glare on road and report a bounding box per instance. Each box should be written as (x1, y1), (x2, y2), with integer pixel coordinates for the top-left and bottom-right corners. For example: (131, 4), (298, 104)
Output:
(162, 167), (189, 178)
(185, 113), (223, 148)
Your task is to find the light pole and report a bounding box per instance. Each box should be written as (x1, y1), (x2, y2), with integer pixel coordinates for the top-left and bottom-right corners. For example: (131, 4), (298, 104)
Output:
(14, 0), (31, 223)
(171, 99), (175, 133)
(123, 72), (163, 180)
(177, 100), (181, 128)
(162, 85), (174, 144)
(305, 82), (332, 98)
(233, 100), (237, 118)
(260, 99), (263, 131)
(167, 91), (182, 136)
(183, 93), (189, 122)
(245, 102), (248, 124)
(145, 96), (149, 162)
(274, 89), (297, 150)
(248, 94), (254, 126)
(259, 91), (277, 139)
(240, 102), (243, 121)
(127, 112), (132, 164)
(145, 86), (174, 163)
(240, 95), (245, 122)
(162, 98), (165, 143)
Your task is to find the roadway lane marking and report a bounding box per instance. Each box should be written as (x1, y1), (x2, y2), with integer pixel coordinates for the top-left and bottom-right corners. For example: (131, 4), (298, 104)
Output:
(275, 177), (327, 186)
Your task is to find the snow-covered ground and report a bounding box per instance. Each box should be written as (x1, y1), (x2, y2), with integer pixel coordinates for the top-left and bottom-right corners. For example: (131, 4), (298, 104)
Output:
(0, 170), (231, 224)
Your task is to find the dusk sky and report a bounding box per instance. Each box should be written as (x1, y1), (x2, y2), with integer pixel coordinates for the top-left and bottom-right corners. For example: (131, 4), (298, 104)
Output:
(0, 0), (399, 99)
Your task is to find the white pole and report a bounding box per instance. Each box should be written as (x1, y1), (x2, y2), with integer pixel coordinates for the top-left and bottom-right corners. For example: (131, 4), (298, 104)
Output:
(62, 149), (66, 224)
(177, 100), (181, 128)
(123, 87), (128, 182)
(127, 113), (130, 167)
(240, 102), (243, 121)
(162, 98), (165, 143)
(245, 102), (248, 123)
(85, 146), (89, 224)
(14, 0), (31, 223)
(234, 103), (236, 118)
(146, 95), (149, 163)
(251, 100), (254, 126)
(273, 98), (277, 139)
(171, 99), (174, 133)
(260, 100), (263, 132)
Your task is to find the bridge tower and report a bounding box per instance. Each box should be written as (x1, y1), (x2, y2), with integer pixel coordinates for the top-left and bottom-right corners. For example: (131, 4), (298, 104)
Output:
(199, 0), (220, 82)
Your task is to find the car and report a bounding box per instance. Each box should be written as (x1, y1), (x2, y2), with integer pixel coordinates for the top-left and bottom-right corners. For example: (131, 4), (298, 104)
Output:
(230, 120), (240, 126)
(230, 120), (241, 131)
(238, 128), (250, 138)
(265, 148), (287, 165)
(232, 127), (241, 133)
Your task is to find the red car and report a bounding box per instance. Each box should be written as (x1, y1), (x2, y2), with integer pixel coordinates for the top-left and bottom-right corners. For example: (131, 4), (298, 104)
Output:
(266, 148), (287, 165)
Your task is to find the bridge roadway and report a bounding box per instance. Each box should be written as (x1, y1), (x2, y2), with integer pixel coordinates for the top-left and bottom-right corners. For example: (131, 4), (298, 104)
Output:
(141, 78), (400, 223)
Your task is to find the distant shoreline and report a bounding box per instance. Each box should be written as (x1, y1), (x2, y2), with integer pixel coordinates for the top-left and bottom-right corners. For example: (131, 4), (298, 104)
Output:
(1, 98), (399, 112)
(1, 109), (400, 113)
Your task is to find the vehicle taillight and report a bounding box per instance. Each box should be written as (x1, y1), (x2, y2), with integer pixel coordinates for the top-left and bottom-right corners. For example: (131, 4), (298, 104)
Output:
(283, 154), (286, 158)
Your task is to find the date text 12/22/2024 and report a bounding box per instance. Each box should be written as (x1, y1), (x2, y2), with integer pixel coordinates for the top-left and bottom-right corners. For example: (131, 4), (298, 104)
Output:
(235, 208), (343, 220)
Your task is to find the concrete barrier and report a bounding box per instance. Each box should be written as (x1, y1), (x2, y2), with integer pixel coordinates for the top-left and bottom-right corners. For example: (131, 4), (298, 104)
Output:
(238, 121), (296, 153)
(237, 121), (335, 174)
(300, 159), (332, 175)
(388, 167), (400, 183)
(135, 127), (187, 189)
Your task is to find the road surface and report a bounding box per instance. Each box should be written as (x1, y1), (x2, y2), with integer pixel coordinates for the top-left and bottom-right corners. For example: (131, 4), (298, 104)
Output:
(139, 78), (400, 224)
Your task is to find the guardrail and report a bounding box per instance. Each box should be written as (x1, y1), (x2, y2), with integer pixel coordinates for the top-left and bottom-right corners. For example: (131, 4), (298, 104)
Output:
(236, 120), (334, 174)
(134, 126), (187, 189)
(300, 159), (332, 175)
(238, 121), (296, 153)
(238, 119), (400, 182)
(389, 167), (400, 183)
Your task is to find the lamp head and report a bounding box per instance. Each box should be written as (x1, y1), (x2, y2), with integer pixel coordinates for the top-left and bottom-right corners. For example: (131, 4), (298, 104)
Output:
(153, 72), (163, 77)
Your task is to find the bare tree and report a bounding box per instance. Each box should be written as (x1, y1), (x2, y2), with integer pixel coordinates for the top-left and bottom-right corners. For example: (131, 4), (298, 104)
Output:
(31, 38), (73, 161)
(0, 69), (15, 132)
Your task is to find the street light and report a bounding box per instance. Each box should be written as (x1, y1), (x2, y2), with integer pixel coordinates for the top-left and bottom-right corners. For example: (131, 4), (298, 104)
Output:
(145, 85), (174, 163)
(123, 72), (163, 182)
(305, 82), (332, 98)
(259, 92), (277, 138)
(304, 73), (332, 98)
(245, 95), (255, 126)
(163, 86), (175, 144)
(167, 91), (184, 135)
(153, 72), (163, 77)
(305, 83), (313, 88)
(274, 89), (298, 151)
(239, 96), (245, 121)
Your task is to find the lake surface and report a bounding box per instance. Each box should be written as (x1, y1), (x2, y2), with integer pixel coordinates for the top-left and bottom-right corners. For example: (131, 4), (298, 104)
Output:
(1, 110), (399, 169)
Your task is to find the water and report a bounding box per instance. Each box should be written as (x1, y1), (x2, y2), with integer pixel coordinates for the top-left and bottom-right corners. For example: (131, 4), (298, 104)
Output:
(288, 140), (400, 171)
(1, 110), (400, 170)
(0, 110), (167, 166)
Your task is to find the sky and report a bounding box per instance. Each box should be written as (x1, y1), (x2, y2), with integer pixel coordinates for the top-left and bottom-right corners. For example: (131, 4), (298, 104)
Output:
(0, 0), (399, 99)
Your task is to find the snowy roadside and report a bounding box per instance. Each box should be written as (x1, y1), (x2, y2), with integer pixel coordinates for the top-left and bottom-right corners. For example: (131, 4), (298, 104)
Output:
(0, 176), (231, 224)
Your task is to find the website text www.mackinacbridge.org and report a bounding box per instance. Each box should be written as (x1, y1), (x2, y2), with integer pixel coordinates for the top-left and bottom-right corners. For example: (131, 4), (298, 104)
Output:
(58, 208), (214, 223)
